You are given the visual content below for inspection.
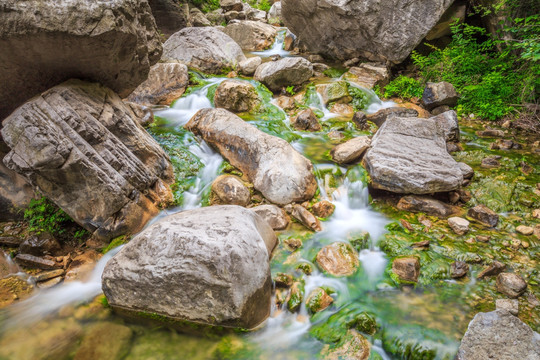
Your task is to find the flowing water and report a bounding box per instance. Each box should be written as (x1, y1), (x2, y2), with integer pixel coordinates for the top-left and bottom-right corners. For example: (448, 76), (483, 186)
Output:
(1, 39), (539, 360)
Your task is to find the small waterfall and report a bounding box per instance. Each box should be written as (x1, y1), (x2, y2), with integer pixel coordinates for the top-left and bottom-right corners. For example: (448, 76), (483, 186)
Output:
(251, 28), (291, 58)
(345, 82), (396, 114)
(1, 246), (123, 329)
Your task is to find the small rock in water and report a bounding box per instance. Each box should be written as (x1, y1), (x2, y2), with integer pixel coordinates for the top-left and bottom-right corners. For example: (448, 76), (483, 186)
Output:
(36, 277), (63, 289)
(327, 131), (345, 143)
(0, 276), (34, 308)
(532, 209), (540, 219)
(467, 204), (499, 227)
(33, 269), (65, 282)
(392, 257), (420, 283)
(316, 242), (359, 277)
(422, 82), (458, 110)
(284, 238), (303, 251)
(476, 235), (491, 243)
(495, 298), (519, 315)
(321, 330), (371, 360)
(397, 196), (458, 218)
(481, 156), (501, 168)
(342, 63), (389, 89)
(214, 80), (261, 113)
(274, 273), (293, 288)
(287, 281), (304, 312)
(312, 200), (336, 218)
(254, 57), (313, 91)
(411, 240), (430, 250)
(352, 112), (369, 130)
(239, 56), (262, 76)
(448, 217), (470, 235)
(211, 175), (251, 207)
(516, 225), (533, 236)
(451, 261), (469, 279)
(289, 204), (322, 232)
(306, 287), (333, 313)
(477, 260), (506, 279)
(291, 108), (322, 132)
(73, 321), (133, 360)
(496, 273), (527, 298)
(330, 136), (371, 165)
(476, 128), (505, 138)
(251, 205), (290, 230)
(457, 162), (475, 180)
(275, 95), (296, 111)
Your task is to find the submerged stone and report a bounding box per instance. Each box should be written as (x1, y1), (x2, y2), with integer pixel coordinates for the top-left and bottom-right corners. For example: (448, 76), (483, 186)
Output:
(451, 261), (469, 279)
(102, 206), (277, 330)
(287, 281), (305, 312)
(321, 330), (370, 360)
(392, 257), (420, 283)
(73, 322), (133, 360)
(496, 273), (527, 298)
(214, 80), (261, 113)
(306, 288), (334, 313)
(397, 196), (458, 218)
(316, 242), (359, 277)
(467, 205), (499, 227)
(291, 109), (322, 132)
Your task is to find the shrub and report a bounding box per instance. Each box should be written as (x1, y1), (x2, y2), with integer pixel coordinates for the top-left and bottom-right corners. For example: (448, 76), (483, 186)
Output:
(378, 75), (424, 101)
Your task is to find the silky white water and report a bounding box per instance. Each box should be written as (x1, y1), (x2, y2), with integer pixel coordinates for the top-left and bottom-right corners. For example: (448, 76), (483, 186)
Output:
(251, 28), (291, 58)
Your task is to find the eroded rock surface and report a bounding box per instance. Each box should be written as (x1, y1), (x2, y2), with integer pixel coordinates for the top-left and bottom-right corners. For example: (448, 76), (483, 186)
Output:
(254, 57), (313, 91)
(222, 21), (277, 51)
(1, 80), (174, 241)
(102, 206), (277, 329)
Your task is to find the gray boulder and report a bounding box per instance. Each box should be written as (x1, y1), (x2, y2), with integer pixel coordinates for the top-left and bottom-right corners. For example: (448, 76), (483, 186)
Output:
(431, 110), (460, 143)
(126, 63), (189, 106)
(1, 80), (174, 241)
(162, 27), (246, 74)
(220, 0), (243, 12)
(254, 57), (313, 91)
(102, 205), (277, 329)
(281, 0), (454, 63)
(457, 310), (540, 360)
(330, 136), (371, 165)
(0, 146), (35, 221)
(222, 21), (277, 51)
(363, 116), (464, 194)
(268, 2), (282, 23)
(186, 108), (317, 205)
(422, 82), (459, 110)
(0, 0), (162, 120)
(239, 57), (263, 76)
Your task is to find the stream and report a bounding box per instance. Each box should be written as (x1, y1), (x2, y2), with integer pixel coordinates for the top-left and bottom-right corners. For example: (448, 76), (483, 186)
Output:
(0, 35), (538, 360)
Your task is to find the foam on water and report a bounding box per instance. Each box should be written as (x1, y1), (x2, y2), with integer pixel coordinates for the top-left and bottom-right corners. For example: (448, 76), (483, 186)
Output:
(251, 28), (291, 58)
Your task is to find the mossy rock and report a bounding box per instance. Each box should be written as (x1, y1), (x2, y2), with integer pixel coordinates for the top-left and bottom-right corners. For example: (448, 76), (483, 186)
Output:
(287, 281), (305, 312)
(73, 322), (133, 360)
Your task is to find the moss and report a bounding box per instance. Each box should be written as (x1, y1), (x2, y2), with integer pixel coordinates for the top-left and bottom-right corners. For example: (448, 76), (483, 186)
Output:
(102, 235), (129, 254)
(287, 281), (305, 312)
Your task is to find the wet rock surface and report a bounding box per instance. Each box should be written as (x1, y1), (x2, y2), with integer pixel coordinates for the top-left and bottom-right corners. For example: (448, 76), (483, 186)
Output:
(330, 137), (371, 165)
(102, 206), (277, 329)
(186, 108), (317, 205)
(342, 63), (390, 89)
(211, 175), (251, 206)
(316, 242), (359, 277)
(467, 205), (499, 227)
(251, 205), (290, 230)
(1, 80), (174, 241)
(291, 109), (322, 132)
(392, 257), (420, 283)
(214, 80), (261, 113)
(397, 196), (458, 218)
(0, 0), (162, 120)
(363, 116), (464, 194)
(162, 27), (246, 74)
(496, 273), (528, 298)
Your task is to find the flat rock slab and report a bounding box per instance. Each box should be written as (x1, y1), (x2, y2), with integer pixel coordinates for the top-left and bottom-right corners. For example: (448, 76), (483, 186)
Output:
(363, 116), (463, 194)
(186, 108), (317, 205)
(102, 205), (277, 330)
(457, 310), (540, 360)
(162, 27), (246, 74)
(0, 0), (162, 119)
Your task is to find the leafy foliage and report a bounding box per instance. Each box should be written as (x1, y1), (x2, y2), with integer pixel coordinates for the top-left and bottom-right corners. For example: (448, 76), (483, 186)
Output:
(188, 0), (220, 13)
(347, 85), (369, 111)
(411, 12), (539, 121)
(377, 75), (424, 101)
(24, 197), (87, 239)
(246, 0), (271, 12)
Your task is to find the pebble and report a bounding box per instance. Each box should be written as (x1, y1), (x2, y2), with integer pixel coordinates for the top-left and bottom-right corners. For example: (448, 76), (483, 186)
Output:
(516, 225), (533, 236)
(448, 217), (470, 235)
(476, 235), (491, 243)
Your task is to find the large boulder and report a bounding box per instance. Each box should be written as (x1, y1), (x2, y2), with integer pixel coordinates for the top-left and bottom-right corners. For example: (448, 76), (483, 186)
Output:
(363, 116), (464, 194)
(126, 63), (189, 106)
(281, 0), (454, 63)
(1, 80), (174, 241)
(186, 108), (317, 205)
(102, 206), (277, 329)
(222, 21), (278, 51)
(457, 310), (540, 360)
(0, 0), (162, 120)
(213, 80), (261, 113)
(162, 27), (246, 74)
(148, 0), (190, 36)
(254, 57), (313, 91)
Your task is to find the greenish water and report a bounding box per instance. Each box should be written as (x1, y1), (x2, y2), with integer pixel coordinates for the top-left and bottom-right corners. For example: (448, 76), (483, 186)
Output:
(0, 71), (538, 360)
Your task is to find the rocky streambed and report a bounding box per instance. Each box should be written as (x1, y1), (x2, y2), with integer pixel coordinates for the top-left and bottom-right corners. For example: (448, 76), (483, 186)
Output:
(0, 1), (539, 360)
